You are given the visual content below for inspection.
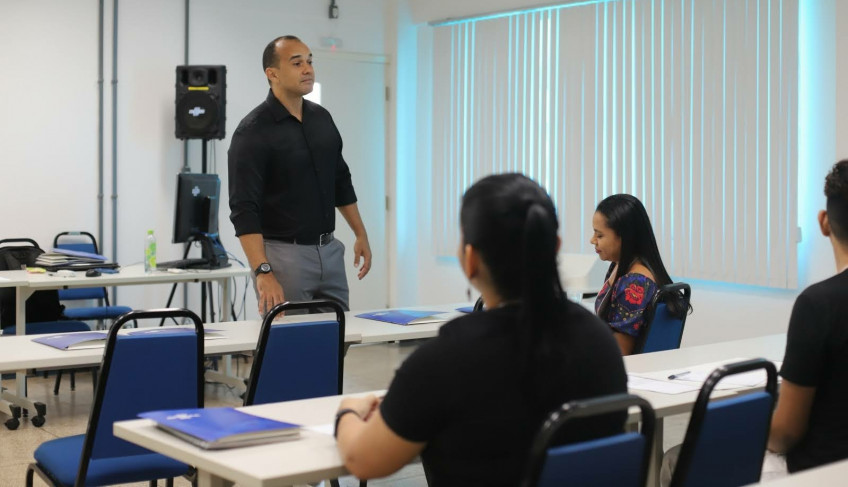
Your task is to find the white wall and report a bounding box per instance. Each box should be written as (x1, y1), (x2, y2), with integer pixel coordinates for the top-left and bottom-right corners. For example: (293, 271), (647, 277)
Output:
(1, 0), (390, 321)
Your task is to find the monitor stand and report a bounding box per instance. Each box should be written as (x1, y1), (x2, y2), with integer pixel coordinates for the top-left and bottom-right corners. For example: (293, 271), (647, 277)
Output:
(194, 233), (229, 269)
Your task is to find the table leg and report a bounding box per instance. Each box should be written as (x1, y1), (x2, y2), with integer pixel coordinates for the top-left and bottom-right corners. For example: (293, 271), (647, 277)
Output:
(220, 277), (231, 322)
(647, 417), (664, 487)
(197, 469), (235, 487)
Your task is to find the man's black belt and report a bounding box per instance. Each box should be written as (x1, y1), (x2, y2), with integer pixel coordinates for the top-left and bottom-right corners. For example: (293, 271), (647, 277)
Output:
(269, 232), (334, 246)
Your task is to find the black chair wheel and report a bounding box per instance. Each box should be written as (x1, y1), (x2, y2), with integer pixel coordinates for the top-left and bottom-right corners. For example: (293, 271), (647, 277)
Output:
(31, 415), (45, 427)
(4, 417), (19, 430)
(34, 402), (47, 417)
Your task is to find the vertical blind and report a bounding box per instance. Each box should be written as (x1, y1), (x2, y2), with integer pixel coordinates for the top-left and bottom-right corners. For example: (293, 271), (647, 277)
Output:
(430, 0), (798, 288)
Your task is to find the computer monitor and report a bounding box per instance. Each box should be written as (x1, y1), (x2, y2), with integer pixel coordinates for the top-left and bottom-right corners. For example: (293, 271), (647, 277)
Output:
(172, 172), (228, 268)
(173, 173), (220, 243)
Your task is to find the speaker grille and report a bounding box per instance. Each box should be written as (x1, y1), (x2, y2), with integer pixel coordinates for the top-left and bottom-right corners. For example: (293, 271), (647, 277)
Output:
(175, 65), (226, 139)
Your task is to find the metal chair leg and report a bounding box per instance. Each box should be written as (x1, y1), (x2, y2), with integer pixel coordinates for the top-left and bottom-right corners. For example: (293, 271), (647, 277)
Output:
(53, 372), (62, 395)
(70, 371), (76, 391)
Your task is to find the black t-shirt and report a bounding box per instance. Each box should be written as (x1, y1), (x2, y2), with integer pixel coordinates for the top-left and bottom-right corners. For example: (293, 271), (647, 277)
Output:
(780, 269), (848, 472)
(379, 302), (628, 487)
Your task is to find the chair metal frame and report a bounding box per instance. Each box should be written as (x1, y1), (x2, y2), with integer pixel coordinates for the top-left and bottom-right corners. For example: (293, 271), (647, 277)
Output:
(26, 309), (204, 487)
(522, 393), (656, 487)
(634, 282), (692, 354)
(244, 299), (346, 406)
(668, 358), (779, 487)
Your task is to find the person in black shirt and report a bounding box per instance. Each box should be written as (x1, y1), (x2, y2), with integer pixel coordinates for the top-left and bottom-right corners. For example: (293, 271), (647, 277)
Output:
(334, 173), (627, 485)
(228, 35), (371, 314)
(769, 159), (848, 472)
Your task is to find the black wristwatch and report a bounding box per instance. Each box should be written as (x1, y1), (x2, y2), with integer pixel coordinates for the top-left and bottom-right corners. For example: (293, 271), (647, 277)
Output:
(254, 262), (272, 276)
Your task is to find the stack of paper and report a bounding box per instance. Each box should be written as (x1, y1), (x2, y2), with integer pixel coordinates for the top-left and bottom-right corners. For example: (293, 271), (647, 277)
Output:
(139, 407), (301, 449)
(35, 248), (118, 271)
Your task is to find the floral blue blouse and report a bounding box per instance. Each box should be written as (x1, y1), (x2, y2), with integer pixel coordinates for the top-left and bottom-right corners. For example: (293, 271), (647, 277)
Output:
(595, 273), (658, 337)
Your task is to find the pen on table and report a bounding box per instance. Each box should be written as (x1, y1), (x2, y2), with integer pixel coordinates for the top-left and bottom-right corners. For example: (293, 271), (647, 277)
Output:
(668, 371), (691, 380)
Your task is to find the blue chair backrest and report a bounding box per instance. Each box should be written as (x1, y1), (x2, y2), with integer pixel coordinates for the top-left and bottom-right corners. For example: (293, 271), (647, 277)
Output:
(245, 300), (345, 406)
(681, 392), (773, 487)
(670, 359), (778, 487)
(522, 393), (655, 487)
(637, 282), (691, 354)
(250, 321), (339, 404)
(537, 432), (646, 486)
(55, 241), (107, 301)
(82, 310), (204, 463)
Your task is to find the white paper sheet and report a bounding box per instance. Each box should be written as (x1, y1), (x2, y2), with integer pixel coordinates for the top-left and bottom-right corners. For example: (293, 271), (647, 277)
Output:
(627, 375), (702, 394)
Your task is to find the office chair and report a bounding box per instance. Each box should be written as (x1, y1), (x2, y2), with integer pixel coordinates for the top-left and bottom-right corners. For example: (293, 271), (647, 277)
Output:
(52, 231), (132, 326)
(668, 358), (778, 487)
(522, 393), (655, 487)
(244, 300), (362, 487)
(634, 282), (692, 354)
(26, 309), (205, 487)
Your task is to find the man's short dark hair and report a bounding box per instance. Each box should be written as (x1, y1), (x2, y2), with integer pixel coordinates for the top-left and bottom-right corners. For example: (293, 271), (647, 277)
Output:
(262, 35), (302, 71)
(825, 159), (848, 242)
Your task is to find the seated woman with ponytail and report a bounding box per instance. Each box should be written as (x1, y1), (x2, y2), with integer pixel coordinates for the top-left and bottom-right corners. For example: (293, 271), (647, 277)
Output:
(591, 194), (681, 355)
(334, 173), (627, 485)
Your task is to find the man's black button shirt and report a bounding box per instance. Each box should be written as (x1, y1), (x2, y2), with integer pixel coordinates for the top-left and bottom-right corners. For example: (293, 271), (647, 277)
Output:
(228, 90), (357, 239)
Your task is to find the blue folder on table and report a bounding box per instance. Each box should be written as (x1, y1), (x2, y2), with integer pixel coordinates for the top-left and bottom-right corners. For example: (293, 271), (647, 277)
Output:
(356, 309), (448, 325)
(139, 407), (300, 449)
(32, 331), (108, 350)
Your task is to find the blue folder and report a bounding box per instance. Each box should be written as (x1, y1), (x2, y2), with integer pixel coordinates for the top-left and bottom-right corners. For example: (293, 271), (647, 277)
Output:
(355, 309), (448, 325)
(32, 331), (108, 350)
(139, 407), (300, 449)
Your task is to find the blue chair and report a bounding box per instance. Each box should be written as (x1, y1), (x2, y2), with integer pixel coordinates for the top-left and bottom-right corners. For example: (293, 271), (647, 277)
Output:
(52, 231), (132, 326)
(668, 358), (778, 487)
(26, 309), (205, 487)
(244, 299), (345, 406)
(635, 282), (691, 354)
(2, 321), (96, 397)
(522, 393), (655, 487)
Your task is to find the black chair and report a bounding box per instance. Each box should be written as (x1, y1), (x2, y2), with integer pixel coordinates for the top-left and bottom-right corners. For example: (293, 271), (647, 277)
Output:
(668, 358), (778, 487)
(26, 309), (205, 487)
(472, 296), (484, 312)
(634, 282), (691, 354)
(522, 393), (655, 487)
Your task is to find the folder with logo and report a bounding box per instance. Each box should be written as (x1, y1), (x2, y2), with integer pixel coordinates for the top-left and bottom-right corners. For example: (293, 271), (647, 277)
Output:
(139, 407), (300, 450)
(355, 309), (450, 325)
(32, 331), (109, 350)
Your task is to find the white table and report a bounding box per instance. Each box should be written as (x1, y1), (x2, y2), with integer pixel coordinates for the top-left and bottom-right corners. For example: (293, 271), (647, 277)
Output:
(115, 392), (378, 487)
(752, 458), (848, 485)
(115, 333), (789, 487)
(623, 333), (787, 486)
(0, 264), (250, 426)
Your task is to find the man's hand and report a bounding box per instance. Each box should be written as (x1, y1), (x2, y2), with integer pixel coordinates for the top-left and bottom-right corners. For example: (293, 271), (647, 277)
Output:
(353, 235), (372, 280)
(256, 273), (285, 316)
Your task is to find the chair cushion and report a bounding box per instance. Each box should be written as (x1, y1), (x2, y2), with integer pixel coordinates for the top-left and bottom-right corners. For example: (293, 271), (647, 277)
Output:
(63, 306), (132, 321)
(59, 287), (107, 301)
(34, 435), (189, 487)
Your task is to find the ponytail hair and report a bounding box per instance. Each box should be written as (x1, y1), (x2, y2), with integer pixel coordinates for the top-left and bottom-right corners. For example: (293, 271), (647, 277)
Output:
(461, 174), (566, 410)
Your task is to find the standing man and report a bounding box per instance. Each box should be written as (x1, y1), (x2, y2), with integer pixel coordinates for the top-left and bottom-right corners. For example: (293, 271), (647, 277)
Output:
(229, 35), (371, 316)
(768, 159), (848, 473)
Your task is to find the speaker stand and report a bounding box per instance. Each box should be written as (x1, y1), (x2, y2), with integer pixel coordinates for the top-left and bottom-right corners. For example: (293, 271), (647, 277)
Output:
(201, 138), (209, 174)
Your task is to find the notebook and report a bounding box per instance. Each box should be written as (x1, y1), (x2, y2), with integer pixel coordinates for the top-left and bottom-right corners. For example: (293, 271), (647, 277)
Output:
(139, 407), (301, 449)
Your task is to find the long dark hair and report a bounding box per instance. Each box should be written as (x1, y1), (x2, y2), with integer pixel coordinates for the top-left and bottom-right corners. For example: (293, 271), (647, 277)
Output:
(460, 173), (565, 408)
(595, 194), (690, 319)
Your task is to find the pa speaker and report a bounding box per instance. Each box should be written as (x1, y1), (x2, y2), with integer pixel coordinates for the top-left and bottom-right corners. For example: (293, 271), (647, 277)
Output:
(175, 65), (226, 140)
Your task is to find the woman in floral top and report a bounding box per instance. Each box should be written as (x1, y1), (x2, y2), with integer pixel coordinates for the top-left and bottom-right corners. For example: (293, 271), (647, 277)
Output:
(591, 194), (676, 355)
